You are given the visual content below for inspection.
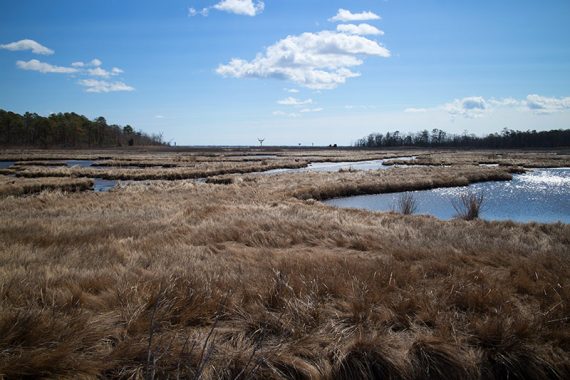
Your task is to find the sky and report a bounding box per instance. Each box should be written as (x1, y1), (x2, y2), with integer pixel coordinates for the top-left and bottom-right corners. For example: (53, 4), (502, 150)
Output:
(1, 0), (569, 146)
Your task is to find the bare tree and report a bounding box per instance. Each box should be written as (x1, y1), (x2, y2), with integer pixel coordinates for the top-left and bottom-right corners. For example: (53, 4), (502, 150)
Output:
(257, 138), (265, 147)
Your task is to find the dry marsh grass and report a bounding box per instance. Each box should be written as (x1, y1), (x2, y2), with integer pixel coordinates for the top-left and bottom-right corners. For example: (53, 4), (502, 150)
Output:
(384, 150), (570, 168)
(0, 175), (93, 196)
(0, 149), (569, 379)
(12, 160), (308, 181)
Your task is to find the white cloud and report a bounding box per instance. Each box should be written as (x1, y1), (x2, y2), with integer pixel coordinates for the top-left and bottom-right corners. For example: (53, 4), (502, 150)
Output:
(345, 105), (378, 110)
(277, 97), (313, 106)
(217, 30), (390, 89)
(188, 7), (209, 17)
(329, 9), (381, 23)
(87, 67), (112, 78)
(404, 107), (428, 113)
(284, 88), (300, 93)
(409, 95), (570, 120)
(90, 58), (102, 67)
(111, 67), (124, 75)
(273, 110), (300, 118)
(16, 59), (78, 74)
(336, 24), (384, 36)
(78, 79), (134, 93)
(300, 107), (323, 113)
(155, 115), (165, 119)
(525, 94), (570, 114)
(0, 39), (54, 55)
(213, 0), (264, 16)
(71, 61), (85, 67)
(443, 96), (488, 119)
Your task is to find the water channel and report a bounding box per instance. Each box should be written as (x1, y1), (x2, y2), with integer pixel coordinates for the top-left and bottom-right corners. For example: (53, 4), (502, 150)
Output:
(325, 168), (570, 223)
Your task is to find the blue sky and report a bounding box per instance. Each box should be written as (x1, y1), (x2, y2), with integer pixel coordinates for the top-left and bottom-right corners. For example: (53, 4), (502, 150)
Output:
(1, 0), (569, 146)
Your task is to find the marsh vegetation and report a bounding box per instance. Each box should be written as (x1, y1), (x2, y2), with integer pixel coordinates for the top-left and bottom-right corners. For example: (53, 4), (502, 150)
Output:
(0, 148), (569, 379)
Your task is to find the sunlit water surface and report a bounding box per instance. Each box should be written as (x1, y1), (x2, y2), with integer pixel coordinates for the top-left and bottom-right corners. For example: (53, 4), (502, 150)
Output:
(264, 157), (416, 174)
(325, 168), (570, 223)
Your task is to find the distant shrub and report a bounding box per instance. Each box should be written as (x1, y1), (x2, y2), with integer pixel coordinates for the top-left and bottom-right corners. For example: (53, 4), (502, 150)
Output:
(395, 192), (418, 215)
(452, 192), (485, 220)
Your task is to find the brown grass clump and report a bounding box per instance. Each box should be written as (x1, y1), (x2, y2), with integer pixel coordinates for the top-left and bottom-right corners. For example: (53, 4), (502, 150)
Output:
(384, 150), (570, 168)
(452, 192), (485, 220)
(395, 192), (418, 215)
(0, 149), (569, 378)
(0, 175), (93, 196)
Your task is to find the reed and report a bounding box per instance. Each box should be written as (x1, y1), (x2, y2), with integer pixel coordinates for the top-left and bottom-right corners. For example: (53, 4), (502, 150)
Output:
(0, 149), (568, 379)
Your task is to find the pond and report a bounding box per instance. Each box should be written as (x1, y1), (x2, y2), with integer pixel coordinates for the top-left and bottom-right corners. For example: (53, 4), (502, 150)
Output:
(66, 160), (94, 168)
(0, 161), (15, 169)
(324, 168), (570, 223)
(264, 157), (416, 174)
(93, 178), (117, 192)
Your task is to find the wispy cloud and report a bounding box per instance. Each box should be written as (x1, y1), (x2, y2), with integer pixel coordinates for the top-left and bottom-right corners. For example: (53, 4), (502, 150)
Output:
(0, 39), (54, 55)
(78, 79), (134, 93)
(300, 107), (323, 113)
(277, 97), (313, 106)
(16, 59), (77, 74)
(15, 55), (133, 93)
(188, 7), (210, 17)
(272, 110), (300, 118)
(329, 9), (381, 23)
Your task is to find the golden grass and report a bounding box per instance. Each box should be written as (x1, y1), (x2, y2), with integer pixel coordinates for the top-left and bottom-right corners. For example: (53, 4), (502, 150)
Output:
(0, 175), (93, 196)
(384, 150), (570, 168)
(12, 160), (308, 181)
(0, 149), (569, 379)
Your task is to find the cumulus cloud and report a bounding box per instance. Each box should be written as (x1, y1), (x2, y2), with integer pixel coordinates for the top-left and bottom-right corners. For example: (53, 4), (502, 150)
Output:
(525, 94), (570, 114)
(0, 39), (54, 55)
(277, 97), (313, 106)
(214, 0), (264, 16)
(16, 59), (78, 74)
(284, 88), (300, 93)
(87, 67), (112, 78)
(329, 9), (380, 23)
(86, 66), (123, 78)
(444, 96), (488, 119)
(191, 0), (263, 17)
(409, 95), (570, 119)
(336, 23), (384, 36)
(78, 79), (134, 93)
(217, 30), (390, 89)
(12, 49), (132, 94)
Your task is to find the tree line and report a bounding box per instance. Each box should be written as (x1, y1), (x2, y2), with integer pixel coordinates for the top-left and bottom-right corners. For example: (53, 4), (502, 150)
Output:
(354, 128), (570, 149)
(0, 109), (166, 148)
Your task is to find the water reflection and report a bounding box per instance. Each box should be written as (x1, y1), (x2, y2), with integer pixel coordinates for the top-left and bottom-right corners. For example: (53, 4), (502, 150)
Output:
(93, 178), (117, 192)
(264, 157), (416, 174)
(66, 160), (94, 168)
(325, 168), (570, 223)
(0, 161), (15, 169)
